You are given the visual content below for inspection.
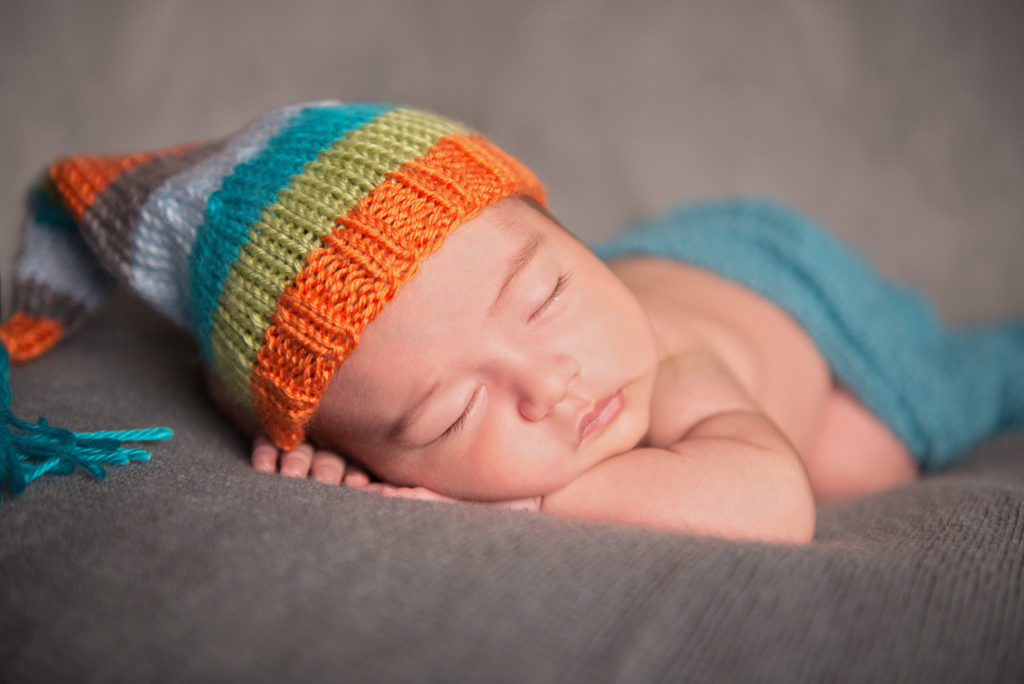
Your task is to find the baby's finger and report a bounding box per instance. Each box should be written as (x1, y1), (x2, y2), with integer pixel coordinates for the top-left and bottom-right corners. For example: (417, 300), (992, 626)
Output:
(280, 443), (314, 478)
(350, 482), (385, 494)
(311, 449), (345, 485)
(342, 461), (372, 487)
(251, 435), (280, 473)
(377, 485), (453, 501)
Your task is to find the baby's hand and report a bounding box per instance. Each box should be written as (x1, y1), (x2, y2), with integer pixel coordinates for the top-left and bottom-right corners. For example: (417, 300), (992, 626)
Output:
(250, 435), (540, 511)
(250, 435), (372, 487)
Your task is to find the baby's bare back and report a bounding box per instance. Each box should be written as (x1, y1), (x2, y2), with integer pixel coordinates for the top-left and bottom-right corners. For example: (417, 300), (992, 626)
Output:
(609, 256), (916, 503)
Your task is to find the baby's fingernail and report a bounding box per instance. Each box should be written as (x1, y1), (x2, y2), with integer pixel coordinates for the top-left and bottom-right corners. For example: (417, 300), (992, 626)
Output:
(314, 469), (339, 484)
(344, 472), (370, 486)
(253, 460), (275, 473)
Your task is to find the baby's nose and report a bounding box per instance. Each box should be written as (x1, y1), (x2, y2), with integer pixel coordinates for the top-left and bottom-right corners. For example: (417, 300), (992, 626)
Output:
(517, 354), (580, 422)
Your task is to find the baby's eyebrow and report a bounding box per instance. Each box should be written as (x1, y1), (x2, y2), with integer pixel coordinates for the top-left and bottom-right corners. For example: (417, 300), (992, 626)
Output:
(489, 234), (543, 317)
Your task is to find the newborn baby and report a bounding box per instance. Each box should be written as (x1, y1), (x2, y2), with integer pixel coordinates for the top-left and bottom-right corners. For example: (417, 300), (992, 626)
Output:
(3, 101), (1021, 542)
(246, 195), (912, 543)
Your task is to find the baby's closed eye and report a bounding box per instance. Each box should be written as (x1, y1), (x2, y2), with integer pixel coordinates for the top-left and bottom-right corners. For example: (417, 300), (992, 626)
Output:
(529, 272), (571, 323)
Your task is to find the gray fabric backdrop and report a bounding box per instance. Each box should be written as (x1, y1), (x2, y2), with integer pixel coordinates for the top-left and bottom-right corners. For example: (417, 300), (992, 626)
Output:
(1, 2), (1023, 682)
(2, 0), (1023, 322)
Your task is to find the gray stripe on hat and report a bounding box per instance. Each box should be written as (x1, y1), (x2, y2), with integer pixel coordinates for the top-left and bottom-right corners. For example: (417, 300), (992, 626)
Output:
(82, 141), (226, 283)
(127, 101), (327, 329)
(13, 277), (101, 334)
(15, 217), (114, 317)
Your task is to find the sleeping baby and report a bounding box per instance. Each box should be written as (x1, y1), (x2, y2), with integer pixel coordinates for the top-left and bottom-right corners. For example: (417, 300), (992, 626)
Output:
(2, 101), (1022, 542)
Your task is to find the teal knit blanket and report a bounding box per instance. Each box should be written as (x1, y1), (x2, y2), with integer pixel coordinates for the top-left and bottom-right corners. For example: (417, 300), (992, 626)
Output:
(594, 198), (1024, 470)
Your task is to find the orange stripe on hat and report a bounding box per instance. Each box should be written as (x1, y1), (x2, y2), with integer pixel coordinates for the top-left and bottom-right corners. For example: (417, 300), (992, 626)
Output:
(0, 313), (64, 363)
(250, 132), (545, 449)
(50, 143), (199, 222)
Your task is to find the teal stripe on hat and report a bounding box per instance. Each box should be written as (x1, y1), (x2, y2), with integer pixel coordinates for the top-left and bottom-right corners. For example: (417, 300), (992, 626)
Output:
(188, 102), (394, 360)
(129, 101), (309, 329)
(30, 180), (76, 231)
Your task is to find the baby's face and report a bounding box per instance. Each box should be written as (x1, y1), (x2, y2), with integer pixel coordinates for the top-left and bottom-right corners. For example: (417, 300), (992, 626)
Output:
(310, 197), (658, 501)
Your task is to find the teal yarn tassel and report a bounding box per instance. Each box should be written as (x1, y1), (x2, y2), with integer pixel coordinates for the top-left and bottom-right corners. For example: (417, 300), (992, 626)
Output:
(0, 344), (173, 499)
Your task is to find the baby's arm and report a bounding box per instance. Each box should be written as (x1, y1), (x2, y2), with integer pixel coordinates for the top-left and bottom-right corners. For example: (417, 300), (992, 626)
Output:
(542, 354), (816, 543)
(543, 410), (815, 542)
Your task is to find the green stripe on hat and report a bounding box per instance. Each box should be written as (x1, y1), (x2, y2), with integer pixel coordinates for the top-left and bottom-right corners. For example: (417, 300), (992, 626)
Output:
(210, 107), (467, 405)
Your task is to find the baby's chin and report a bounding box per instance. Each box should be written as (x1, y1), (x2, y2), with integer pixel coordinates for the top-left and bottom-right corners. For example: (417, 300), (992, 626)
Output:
(603, 374), (656, 452)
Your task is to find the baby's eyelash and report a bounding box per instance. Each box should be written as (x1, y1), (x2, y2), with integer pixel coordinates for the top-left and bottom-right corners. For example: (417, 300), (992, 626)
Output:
(529, 272), (571, 322)
(436, 272), (569, 441)
(441, 411), (469, 440)
(441, 388), (481, 440)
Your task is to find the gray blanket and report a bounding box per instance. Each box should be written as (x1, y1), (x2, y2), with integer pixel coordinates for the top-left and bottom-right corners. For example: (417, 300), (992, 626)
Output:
(1, 296), (1022, 681)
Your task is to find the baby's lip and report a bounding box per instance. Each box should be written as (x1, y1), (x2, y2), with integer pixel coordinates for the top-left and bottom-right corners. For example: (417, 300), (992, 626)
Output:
(577, 391), (623, 446)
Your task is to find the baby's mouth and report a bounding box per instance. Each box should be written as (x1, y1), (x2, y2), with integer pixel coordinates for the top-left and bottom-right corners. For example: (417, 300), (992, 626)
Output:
(577, 391), (624, 446)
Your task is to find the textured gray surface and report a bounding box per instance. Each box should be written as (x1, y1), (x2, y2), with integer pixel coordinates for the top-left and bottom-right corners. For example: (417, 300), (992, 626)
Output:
(2, 1), (1024, 682)
(1, 296), (1023, 682)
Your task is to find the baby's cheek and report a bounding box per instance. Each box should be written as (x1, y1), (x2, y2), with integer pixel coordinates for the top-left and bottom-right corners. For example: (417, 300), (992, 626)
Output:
(462, 421), (556, 497)
(579, 296), (631, 349)
(379, 451), (432, 489)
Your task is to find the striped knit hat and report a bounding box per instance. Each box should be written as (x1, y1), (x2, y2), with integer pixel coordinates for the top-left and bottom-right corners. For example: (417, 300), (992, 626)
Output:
(0, 101), (546, 451)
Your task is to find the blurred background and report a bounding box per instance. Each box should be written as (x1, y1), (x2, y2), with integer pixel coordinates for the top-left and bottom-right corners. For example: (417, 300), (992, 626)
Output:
(1, 0), (1022, 322)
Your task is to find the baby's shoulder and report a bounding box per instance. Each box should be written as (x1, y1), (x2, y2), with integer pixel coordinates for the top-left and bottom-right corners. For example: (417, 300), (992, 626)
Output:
(611, 255), (833, 453)
(609, 254), (799, 369)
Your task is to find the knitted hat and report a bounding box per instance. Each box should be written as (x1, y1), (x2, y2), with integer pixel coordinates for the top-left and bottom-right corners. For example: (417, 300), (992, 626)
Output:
(0, 101), (546, 454)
